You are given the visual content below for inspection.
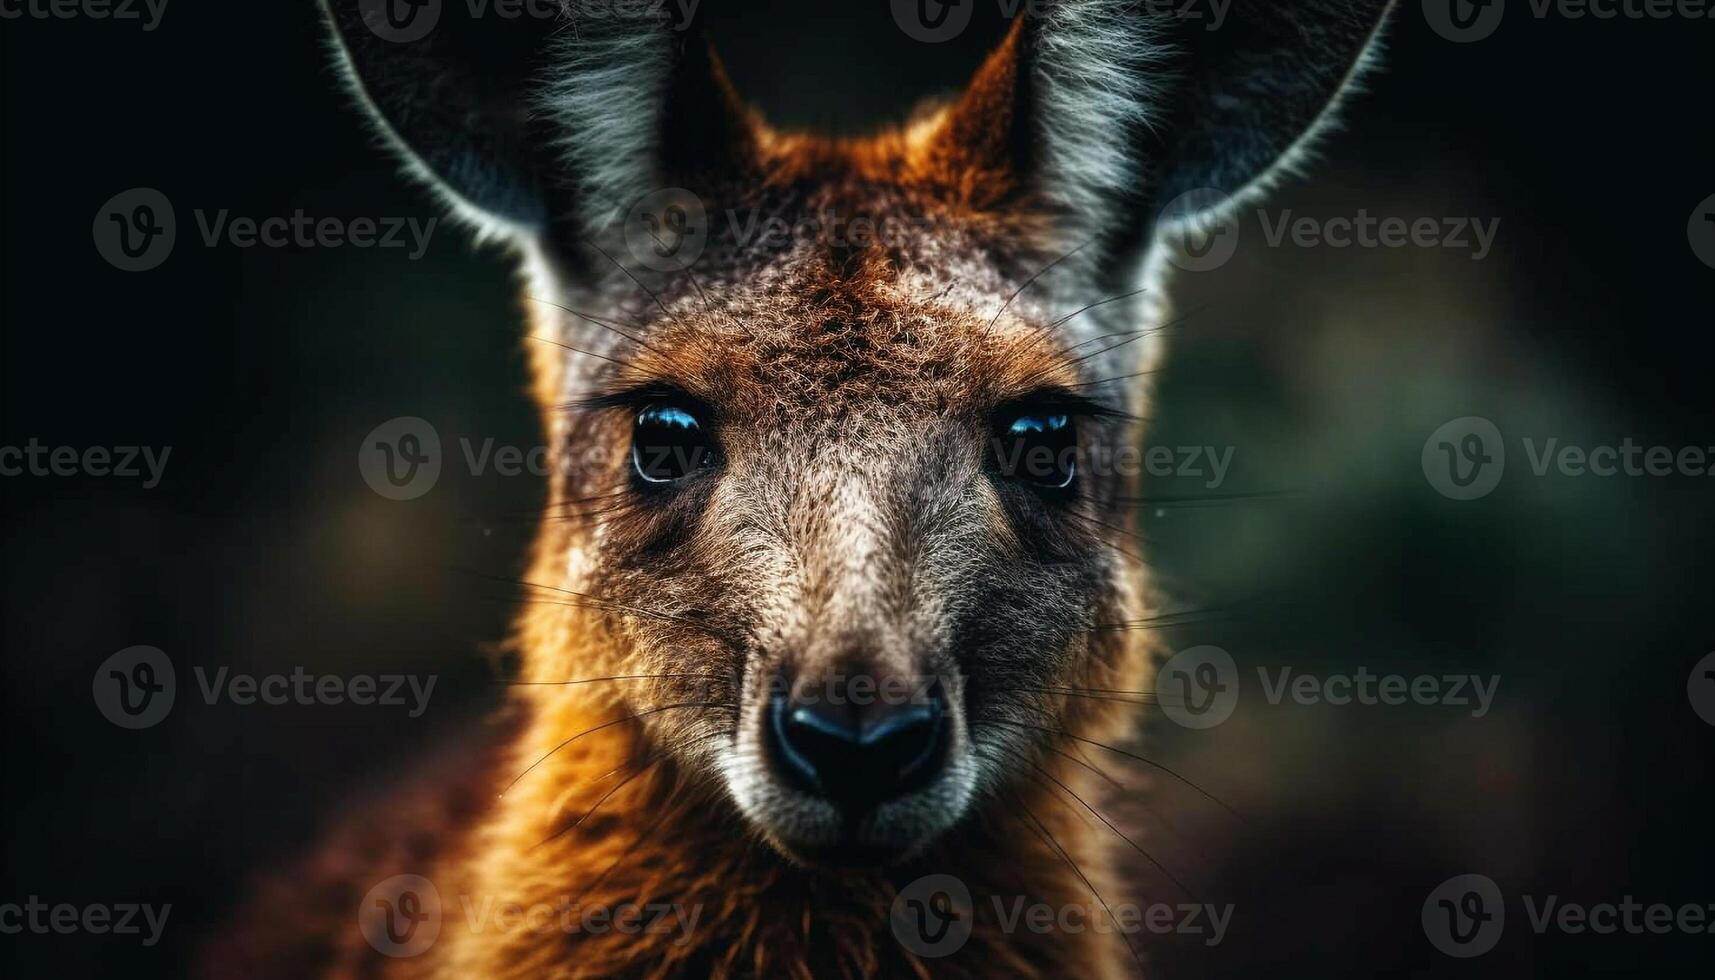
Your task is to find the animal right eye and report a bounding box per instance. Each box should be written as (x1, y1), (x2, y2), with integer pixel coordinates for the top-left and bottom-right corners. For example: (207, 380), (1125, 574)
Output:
(631, 404), (717, 484)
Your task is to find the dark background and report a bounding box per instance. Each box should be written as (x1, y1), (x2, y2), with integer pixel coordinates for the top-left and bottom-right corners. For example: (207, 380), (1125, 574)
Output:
(2, 1), (1712, 976)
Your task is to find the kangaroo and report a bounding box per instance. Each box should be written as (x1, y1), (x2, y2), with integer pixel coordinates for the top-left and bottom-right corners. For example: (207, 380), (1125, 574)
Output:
(204, 2), (1391, 977)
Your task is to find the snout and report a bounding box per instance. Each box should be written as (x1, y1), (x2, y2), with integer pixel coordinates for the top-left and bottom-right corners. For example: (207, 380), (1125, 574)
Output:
(727, 668), (973, 865)
(765, 678), (950, 811)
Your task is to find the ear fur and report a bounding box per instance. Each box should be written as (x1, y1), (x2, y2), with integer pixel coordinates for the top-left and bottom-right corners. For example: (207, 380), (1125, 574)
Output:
(321, 0), (566, 244)
(322, 2), (748, 255)
(929, 0), (1395, 266)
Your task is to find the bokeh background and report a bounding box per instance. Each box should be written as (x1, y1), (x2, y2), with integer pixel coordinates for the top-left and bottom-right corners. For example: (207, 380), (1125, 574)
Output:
(2, 1), (1712, 976)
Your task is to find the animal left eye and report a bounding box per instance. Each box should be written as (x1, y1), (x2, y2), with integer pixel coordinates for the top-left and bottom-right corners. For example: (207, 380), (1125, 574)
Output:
(632, 404), (717, 484)
(993, 413), (1078, 492)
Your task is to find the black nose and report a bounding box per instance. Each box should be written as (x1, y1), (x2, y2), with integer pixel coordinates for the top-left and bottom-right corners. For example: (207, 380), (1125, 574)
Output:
(766, 679), (949, 810)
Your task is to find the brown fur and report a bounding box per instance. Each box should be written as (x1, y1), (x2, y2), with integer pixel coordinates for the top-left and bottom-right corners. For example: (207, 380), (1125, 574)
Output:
(206, 21), (1167, 980)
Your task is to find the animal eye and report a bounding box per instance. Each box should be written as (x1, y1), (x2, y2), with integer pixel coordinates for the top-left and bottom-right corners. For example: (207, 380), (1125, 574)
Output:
(632, 404), (717, 484)
(993, 413), (1078, 492)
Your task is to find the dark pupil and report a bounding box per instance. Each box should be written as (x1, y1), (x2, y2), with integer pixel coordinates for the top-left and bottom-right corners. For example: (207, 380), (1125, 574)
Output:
(998, 414), (1077, 490)
(632, 405), (712, 483)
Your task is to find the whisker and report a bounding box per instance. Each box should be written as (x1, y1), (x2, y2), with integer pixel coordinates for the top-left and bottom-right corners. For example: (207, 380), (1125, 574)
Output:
(503, 672), (723, 688)
(986, 239), (1091, 335)
(533, 729), (727, 851)
(451, 568), (713, 631)
(526, 296), (667, 355)
(583, 237), (679, 325)
(521, 332), (638, 368)
(1028, 759), (1201, 904)
(1064, 368), (1159, 389)
(500, 702), (723, 798)
(1053, 304), (1208, 376)
(982, 717), (1242, 821)
(1005, 287), (1150, 366)
(1121, 489), (1300, 508)
(1081, 600), (1254, 633)
(1011, 793), (1145, 972)
(571, 797), (678, 905)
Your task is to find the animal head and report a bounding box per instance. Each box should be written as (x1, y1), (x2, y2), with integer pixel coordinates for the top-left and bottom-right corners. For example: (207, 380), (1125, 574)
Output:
(327, 0), (1389, 865)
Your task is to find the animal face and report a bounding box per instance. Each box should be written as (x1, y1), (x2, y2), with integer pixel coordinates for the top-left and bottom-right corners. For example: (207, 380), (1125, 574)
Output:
(546, 192), (1151, 861)
(325, 0), (1391, 866)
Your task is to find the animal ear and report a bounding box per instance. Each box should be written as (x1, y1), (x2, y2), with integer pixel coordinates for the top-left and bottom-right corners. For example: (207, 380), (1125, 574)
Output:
(1126, 1), (1396, 219)
(937, 1), (1394, 260)
(321, 0), (564, 242)
(321, 2), (751, 252)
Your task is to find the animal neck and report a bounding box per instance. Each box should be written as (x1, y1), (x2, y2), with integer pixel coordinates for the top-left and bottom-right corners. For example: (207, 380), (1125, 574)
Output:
(441, 693), (1131, 978)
